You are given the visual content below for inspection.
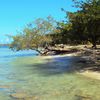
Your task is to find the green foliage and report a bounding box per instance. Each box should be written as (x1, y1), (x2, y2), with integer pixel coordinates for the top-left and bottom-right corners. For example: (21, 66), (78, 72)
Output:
(10, 16), (56, 53)
(56, 22), (73, 44)
(9, 0), (100, 52)
(60, 0), (100, 46)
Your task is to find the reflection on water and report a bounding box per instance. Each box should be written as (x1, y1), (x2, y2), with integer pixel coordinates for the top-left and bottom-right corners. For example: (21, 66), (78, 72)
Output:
(0, 47), (100, 100)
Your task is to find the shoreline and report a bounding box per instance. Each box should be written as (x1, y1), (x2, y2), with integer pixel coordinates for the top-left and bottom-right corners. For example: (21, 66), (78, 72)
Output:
(78, 70), (100, 80)
(40, 51), (81, 59)
(39, 50), (100, 80)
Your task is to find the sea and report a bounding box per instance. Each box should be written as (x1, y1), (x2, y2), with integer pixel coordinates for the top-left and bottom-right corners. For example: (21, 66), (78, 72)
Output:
(0, 46), (100, 100)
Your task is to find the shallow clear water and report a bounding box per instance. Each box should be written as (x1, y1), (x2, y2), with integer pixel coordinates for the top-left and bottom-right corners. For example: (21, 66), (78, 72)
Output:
(0, 47), (100, 100)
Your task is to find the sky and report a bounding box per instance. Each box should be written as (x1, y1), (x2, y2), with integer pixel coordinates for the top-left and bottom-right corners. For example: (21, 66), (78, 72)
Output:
(0, 0), (76, 43)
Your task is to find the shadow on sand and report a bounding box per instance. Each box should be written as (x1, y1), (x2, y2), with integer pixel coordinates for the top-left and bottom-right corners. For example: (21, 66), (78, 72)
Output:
(26, 56), (80, 76)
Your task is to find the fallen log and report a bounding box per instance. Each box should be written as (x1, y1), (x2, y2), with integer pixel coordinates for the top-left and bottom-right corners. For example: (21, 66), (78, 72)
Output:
(49, 49), (78, 54)
(41, 48), (79, 55)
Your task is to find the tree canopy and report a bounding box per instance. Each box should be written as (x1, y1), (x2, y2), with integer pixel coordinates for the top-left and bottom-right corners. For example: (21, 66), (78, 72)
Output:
(62, 0), (100, 47)
(9, 0), (100, 53)
(10, 16), (57, 54)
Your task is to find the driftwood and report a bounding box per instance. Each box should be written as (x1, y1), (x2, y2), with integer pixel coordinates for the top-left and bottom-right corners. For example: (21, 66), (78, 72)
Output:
(49, 49), (78, 54)
(41, 47), (78, 55)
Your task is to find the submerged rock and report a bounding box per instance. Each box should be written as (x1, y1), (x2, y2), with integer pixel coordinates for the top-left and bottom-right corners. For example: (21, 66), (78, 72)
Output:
(25, 96), (39, 100)
(10, 92), (39, 100)
(10, 92), (29, 99)
(75, 94), (92, 100)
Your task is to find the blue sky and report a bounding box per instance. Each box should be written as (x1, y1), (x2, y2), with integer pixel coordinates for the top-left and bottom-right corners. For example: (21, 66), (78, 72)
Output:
(0, 0), (76, 43)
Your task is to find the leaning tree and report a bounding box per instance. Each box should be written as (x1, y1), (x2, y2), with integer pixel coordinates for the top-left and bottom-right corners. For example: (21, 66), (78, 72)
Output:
(9, 16), (57, 54)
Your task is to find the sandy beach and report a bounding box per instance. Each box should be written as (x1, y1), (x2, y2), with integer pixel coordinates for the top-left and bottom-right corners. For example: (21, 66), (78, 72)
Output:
(40, 50), (100, 80)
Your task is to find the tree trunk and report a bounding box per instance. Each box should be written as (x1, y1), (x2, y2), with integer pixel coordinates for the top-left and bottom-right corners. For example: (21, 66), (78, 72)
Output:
(91, 35), (97, 49)
(35, 49), (43, 55)
(92, 41), (97, 49)
(35, 48), (49, 55)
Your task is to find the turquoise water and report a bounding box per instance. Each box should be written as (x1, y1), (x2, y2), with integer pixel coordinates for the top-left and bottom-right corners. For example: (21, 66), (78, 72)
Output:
(0, 47), (100, 100)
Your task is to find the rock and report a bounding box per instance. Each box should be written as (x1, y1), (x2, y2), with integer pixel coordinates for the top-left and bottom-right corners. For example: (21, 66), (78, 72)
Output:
(10, 92), (29, 99)
(10, 92), (39, 100)
(97, 57), (100, 60)
(77, 59), (87, 63)
(25, 96), (39, 100)
(46, 51), (56, 55)
(84, 46), (87, 48)
(75, 94), (91, 100)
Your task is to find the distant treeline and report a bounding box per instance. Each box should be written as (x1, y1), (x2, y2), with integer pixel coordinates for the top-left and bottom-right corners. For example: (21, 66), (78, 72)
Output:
(0, 44), (8, 47)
